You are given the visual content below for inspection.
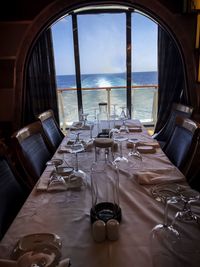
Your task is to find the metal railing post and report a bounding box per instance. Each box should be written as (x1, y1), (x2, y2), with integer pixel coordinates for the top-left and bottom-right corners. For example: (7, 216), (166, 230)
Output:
(106, 88), (111, 118)
(152, 86), (158, 125)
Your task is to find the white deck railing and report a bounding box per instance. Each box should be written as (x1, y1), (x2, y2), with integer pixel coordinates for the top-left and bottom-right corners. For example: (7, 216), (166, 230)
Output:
(57, 85), (158, 127)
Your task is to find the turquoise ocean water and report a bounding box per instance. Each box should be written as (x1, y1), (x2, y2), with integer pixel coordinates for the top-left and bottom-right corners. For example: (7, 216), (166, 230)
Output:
(56, 71), (158, 123)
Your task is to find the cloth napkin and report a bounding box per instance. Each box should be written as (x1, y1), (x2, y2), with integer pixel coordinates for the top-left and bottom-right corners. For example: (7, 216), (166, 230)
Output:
(58, 140), (93, 153)
(137, 141), (160, 148)
(36, 171), (84, 192)
(135, 167), (185, 185)
(127, 141), (159, 149)
(128, 126), (142, 132)
(70, 121), (93, 130)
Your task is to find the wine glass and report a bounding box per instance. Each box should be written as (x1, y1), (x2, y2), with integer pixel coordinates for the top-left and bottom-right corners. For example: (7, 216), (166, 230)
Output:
(171, 187), (200, 225)
(113, 129), (128, 162)
(46, 158), (63, 174)
(68, 143), (86, 179)
(119, 107), (129, 133)
(151, 196), (180, 238)
(81, 112), (89, 127)
(128, 138), (142, 159)
(46, 159), (66, 187)
(151, 196), (181, 267)
(110, 104), (118, 127)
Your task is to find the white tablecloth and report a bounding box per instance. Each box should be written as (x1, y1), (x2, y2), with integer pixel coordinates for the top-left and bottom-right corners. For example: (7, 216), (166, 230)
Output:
(0, 121), (200, 266)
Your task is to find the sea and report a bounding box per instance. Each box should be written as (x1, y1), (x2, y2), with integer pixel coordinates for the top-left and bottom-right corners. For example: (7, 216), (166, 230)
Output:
(56, 71), (158, 124)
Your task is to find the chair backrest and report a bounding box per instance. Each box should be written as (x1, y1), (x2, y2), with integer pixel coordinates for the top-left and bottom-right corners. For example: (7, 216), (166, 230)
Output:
(11, 121), (53, 187)
(37, 109), (64, 152)
(154, 103), (193, 149)
(164, 116), (200, 171)
(0, 142), (26, 240)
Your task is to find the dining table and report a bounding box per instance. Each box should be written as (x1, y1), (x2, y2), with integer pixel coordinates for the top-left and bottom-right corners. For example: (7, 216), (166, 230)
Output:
(0, 119), (200, 267)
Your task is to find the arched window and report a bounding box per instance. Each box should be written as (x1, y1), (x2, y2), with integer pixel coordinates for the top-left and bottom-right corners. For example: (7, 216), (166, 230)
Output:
(51, 7), (158, 128)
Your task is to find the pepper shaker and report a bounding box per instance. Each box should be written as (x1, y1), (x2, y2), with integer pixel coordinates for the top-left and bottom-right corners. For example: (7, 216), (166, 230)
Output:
(106, 219), (119, 241)
(92, 220), (106, 242)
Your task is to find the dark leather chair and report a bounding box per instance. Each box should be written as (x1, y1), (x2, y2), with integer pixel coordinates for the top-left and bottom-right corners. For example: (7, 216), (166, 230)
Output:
(153, 103), (193, 150)
(37, 109), (64, 152)
(164, 117), (200, 175)
(0, 142), (26, 240)
(11, 121), (53, 188)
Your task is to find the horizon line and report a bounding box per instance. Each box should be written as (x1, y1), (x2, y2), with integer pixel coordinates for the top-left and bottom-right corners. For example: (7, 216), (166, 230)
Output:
(56, 70), (158, 76)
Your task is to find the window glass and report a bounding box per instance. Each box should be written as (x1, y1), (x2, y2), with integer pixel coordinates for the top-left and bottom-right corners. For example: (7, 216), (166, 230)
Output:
(77, 13), (126, 117)
(131, 13), (158, 123)
(51, 16), (78, 126)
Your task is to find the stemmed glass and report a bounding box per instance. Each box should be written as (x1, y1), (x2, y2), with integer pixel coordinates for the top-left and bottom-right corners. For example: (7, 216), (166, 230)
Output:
(151, 185), (200, 266)
(110, 104), (118, 127)
(119, 107), (129, 133)
(171, 188), (200, 225)
(46, 158), (63, 174)
(81, 113), (89, 127)
(151, 195), (181, 267)
(69, 142), (86, 178)
(128, 138), (142, 159)
(46, 159), (66, 187)
(113, 129), (128, 162)
(151, 196), (180, 240)
(67, 127), (86, 179)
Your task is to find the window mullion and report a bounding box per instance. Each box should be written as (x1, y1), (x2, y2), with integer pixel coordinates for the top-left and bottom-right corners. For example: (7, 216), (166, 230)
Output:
(126, 12), (132, 118)
(72, 14), (83, 120)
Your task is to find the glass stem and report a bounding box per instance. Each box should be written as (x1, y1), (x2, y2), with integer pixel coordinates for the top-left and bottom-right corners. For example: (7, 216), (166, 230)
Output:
(163, 200), (169, 226)
(90, 125), (93, 139)
(75, 152), (78, 171)
(120, 141), (123, 158)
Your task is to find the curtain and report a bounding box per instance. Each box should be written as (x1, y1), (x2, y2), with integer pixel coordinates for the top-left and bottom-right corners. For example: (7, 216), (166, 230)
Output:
(22, 28), (59, 125)
(154, 26), (189, 132)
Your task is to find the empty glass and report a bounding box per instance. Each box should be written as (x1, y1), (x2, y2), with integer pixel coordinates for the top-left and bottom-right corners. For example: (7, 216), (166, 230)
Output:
(128, 138), (142, 159)
(151, 196), (181, 267)
(119, 106), (129, 133)
(90, 161), (121, 223)
(68, 143), (86, 179)
(113, 130), (128, 162)
(110, 104), (118, 127)
(46, 159), (63, 174)
(97, 102), (110, 137)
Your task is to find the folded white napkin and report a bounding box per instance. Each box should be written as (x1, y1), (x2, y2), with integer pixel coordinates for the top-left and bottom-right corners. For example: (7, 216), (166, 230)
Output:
(137, 141), (160, 148)
(135, 168), (185, 185)
(36, 171), (84, 192)
(70, 121), (93, 130)
(128, 127), (142, 132)
(58, 141), (93, 153)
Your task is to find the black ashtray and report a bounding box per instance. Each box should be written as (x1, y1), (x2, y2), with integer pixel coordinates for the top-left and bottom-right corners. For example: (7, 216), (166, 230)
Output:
(97, 129), (110, 138)
(90, 202), (122, 223)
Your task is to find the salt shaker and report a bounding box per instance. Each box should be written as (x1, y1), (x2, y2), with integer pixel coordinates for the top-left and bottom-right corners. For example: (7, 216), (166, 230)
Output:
(92, 220), (106, 242)
(106, 219), (119, 241)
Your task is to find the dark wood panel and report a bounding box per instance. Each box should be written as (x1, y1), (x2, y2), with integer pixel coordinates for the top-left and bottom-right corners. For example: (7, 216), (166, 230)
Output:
(0, 59), (15, 88)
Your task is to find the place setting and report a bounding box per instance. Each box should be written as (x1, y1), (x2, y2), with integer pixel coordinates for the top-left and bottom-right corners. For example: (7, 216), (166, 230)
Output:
(150, 183), (200, 267)
(0, 233), (71, 267)
(36, 157), (86, 192)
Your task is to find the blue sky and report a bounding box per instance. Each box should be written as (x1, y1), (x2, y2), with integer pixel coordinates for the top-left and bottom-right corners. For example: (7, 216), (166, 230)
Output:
(51, 12), (157, 75)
